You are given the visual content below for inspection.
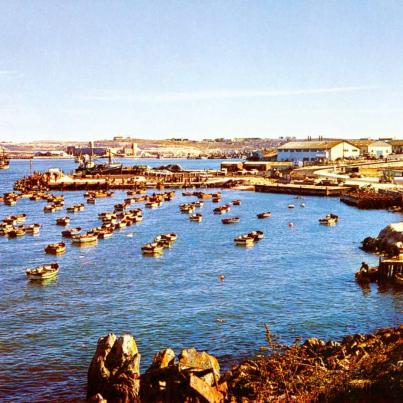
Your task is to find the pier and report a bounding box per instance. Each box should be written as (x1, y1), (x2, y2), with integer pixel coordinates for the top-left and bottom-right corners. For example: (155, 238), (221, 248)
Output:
(255, 183), (350, 197)
(379, 258), (403, 281)
(340, 189), (402, 209)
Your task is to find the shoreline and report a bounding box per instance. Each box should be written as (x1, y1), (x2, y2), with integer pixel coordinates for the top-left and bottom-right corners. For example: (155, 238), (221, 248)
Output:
(86, 324), (403, 402)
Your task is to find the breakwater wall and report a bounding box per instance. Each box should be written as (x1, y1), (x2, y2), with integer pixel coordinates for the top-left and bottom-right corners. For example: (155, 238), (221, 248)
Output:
(255, 183), (349, 196)
(341, 190), (402, 209)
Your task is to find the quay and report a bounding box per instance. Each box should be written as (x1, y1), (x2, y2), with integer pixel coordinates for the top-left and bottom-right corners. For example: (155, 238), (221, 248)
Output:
(340, 189), (402, 209)
(255, 183), (350, 197)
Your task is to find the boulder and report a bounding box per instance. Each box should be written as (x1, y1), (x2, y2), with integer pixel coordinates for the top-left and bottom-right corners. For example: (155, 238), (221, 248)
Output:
(141, 348), (224, 402)
(361, 223), (403, 257)
(87, 333), (141, 402)
(378, 223), (403, 245)
(147, 348), (176, 371)
(179, 348), (220, 386)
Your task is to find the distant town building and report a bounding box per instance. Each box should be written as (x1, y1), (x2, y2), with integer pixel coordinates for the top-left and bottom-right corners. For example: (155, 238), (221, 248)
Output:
(350, 139), (392, 157)
(349, 139), (373, 155)
(367, 141), (392, 158)
(388, 140), (403, 154)
(66, 146), (112, 156)
(277, 140), (359, 162)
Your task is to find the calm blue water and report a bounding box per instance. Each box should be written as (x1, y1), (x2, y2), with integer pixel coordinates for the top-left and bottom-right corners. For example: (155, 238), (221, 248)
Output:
(0, 159), (402, 402)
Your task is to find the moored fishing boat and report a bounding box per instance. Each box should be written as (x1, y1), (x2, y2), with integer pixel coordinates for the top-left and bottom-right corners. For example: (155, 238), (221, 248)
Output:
(197, 192), (212, 200)
(257, 211), (271, 219)
(248, 230), (264, 241)
(179, 203), (195, 213)
(0, 223), (13, 236)
(319, 214), (338, 226)
(26, 263), (59, 281)
(394, 273), (403, 285)
(3, 216), (17, 225)
(4, 198), (17, 206)
(71, 234), (98, 245)
(43, 204), (56, 213)
(161, 233), (177, 242)
(189, 213), (203, 222)
(222, 216), (240, 224)
(232, 199), (241, 206)
(8, 226), (26, 238)
(25, 223), (41, 234)
(56, 216), (70, 226)
(154, 236), (174, 249)
(67, 204), (85, 213)
(44, 242), (66, 255)
(141, 242), (164, 255)
(213, 204), (231, 214)
(87, 198), (96, 204)
(62, 227), (81, 238)
(234, 234), (255, 246)
(97, 229), (114, 239)
(14, 214), (27, 222)
(145, 201), (160, 209)
(114, 221), (127, 229)
(288, 204), (295, 209)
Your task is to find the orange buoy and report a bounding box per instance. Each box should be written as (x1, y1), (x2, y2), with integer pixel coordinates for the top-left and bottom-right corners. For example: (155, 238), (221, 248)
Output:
(288, 223), (294, 228)
(219, 275), (225, 281)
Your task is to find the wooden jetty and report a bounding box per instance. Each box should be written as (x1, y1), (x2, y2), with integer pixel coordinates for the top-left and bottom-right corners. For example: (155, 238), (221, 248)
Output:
(255, 183), (350, 197)
(378, 258), (403, 281)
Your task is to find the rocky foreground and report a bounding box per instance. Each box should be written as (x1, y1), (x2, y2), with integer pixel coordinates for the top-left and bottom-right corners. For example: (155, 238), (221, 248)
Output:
(87, 325), (402, 402)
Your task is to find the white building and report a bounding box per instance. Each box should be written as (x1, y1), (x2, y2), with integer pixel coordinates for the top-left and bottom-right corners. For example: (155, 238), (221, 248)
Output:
(367, 141), (392, 157)
(277, 140), (360, 163)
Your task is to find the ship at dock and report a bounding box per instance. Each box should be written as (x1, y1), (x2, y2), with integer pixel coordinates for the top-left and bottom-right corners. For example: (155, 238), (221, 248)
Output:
(75, 147), (123, 175)
(0, 148), (10, 169)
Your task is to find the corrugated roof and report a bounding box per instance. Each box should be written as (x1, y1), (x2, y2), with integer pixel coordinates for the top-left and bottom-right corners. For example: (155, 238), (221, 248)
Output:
(278, 140), (343, 150)
(350, 140), (373, 147)
(368, 141), (392, 147)
(388, 140), (403, 146)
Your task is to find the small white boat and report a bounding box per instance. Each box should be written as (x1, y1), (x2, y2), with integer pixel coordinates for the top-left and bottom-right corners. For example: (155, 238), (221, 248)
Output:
(71, 234), (98, 244)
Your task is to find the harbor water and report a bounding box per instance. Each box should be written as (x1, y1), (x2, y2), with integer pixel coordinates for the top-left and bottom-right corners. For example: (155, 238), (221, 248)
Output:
(0, 159), (402, 401)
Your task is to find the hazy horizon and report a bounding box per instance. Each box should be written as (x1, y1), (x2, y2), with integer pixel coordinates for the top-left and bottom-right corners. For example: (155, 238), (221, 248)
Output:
(1, 1), (403, 142)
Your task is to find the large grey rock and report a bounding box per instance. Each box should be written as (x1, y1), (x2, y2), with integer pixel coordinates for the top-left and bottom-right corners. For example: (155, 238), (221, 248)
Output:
(87, 333), (141, 402)
(378, 223), (403, 246)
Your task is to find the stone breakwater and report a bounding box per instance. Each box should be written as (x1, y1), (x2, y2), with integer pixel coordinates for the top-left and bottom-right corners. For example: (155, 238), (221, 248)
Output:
(87, 325), (402, 402)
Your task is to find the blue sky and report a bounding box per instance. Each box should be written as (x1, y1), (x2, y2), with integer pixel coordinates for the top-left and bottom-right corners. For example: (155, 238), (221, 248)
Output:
(0, 1), (402, 141)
